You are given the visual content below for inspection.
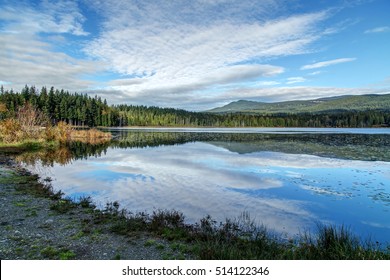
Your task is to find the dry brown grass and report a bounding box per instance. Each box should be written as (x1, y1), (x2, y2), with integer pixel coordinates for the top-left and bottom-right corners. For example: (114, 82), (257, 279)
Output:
(0, 118), (23, 143)
(69, 128), (112, 144)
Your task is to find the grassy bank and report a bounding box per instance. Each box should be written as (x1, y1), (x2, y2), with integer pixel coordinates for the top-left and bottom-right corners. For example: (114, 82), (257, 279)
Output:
(94, 205), (390, 260)
(1, 157), (389, 260)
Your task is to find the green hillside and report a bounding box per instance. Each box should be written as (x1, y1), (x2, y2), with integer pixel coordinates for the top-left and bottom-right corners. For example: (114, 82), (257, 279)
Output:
(207, 94), (390, 114)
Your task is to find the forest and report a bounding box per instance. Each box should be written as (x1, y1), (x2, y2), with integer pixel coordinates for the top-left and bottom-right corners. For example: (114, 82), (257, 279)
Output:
(1, 85), (389, 128)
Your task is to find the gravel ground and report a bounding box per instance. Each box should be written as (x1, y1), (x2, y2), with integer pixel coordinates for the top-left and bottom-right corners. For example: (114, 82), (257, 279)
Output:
(0, 156), (187, 260)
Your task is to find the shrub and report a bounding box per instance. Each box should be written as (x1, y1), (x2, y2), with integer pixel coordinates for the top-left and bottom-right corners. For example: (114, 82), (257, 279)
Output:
(54, 121), (72, 143)
(0, 118), (22, 143)
(17, 103), (49, 139)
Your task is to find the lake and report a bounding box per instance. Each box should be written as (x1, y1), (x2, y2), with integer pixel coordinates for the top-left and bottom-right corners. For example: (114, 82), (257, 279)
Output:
(19, 128), (390, 243)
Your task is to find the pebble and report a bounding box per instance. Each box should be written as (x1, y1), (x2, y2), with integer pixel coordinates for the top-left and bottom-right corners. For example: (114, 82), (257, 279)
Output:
(44, 219), (54, 224)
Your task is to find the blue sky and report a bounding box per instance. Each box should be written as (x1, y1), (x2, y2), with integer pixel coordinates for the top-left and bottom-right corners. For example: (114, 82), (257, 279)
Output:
(0, 0), (389, 110)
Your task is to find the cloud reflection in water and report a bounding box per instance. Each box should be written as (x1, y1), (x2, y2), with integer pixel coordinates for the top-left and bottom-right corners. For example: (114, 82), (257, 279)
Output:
(24, 141), (390, 241)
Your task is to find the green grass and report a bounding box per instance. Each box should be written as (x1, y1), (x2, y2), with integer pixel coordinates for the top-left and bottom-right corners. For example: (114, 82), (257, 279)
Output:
(144, 239), (157, 247)
(40, 246), (76, 260)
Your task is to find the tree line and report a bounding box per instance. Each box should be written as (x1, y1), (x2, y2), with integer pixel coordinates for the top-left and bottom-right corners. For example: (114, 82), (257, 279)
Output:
(1, 85), (389, 128)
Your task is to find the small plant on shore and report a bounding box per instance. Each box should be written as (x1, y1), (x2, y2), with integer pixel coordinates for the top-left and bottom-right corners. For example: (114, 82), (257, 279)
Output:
(78, 196), (95, 209)
(150, 210), (186, 233)
(144, 239), (157, 247)
(50, 198), (76, 214)
(40, 246), (76, 260)
(59, 250), (77, 260)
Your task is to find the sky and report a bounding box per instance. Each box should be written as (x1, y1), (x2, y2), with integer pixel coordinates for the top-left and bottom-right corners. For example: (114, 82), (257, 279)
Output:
(0, 0), (389, 110)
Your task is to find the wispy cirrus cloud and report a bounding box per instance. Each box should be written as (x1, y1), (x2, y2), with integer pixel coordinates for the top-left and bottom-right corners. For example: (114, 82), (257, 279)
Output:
(0, 1), (88, 36)
(300, 58), (356, 70)
(364, 26), (390, 34)
(286, 77), (306, 84)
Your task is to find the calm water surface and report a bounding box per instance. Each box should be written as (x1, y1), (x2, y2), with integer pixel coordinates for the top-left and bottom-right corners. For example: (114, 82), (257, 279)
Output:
(20, 128), (390, 243)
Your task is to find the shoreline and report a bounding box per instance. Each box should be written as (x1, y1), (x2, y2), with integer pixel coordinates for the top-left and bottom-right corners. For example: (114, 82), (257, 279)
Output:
(104, 126), (390, 134)
(0, 154), (189, 260)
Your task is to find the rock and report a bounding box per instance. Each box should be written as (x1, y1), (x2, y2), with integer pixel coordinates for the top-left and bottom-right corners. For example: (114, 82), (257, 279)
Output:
(44, 219), (54, 224)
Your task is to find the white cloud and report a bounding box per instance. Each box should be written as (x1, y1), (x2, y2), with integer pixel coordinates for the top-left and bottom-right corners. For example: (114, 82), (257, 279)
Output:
(0, 1), (88, 36)
(0, 1), (100, 91)
(84, 1), (332, 103)
(308, 71), (322, 76)
(257, 81), (281, 86)
(364, 26), (390, 34)
(286, 77), (306, 84)
(2, 0), (382, 111)
(301, 58), (356, 70)
(109, 78), (146, 87)
(0, 32), (103, 91)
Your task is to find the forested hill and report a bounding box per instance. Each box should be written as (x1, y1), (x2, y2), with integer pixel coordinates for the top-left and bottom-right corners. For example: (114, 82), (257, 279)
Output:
(207, 94), (390, 114)
(0, 85), (389, 128)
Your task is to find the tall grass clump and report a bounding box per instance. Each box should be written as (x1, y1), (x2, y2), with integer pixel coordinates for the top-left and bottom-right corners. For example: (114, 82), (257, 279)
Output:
(69, 127), (112, 144)
(194, 213), (284, 259)
(289, 224), (389, 260)
(0, 118), (22, 143)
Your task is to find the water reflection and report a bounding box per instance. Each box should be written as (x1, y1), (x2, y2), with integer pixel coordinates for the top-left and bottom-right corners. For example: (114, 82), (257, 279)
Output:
(17, 129), (390, 243)
(110, 130), (390, 161)
(16, 142), (110, 167)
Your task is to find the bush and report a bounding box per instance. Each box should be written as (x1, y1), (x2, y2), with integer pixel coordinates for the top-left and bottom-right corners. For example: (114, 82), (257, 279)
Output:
(54, 121), (72, 143)
(0, 119), (22, 143)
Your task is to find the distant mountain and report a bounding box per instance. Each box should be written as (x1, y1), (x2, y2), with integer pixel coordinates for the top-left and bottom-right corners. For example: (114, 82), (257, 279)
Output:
(206, 94), (390, 114)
